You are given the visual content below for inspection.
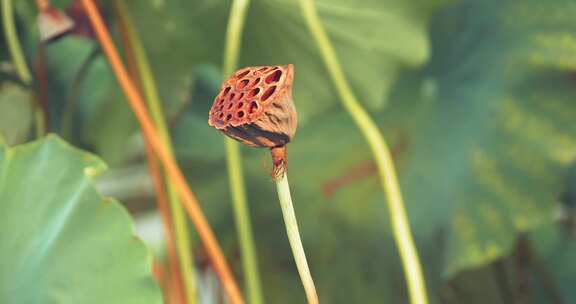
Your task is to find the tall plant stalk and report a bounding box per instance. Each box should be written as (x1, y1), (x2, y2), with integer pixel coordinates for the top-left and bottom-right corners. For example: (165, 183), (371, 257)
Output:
(223, 0), (264, 303)
(143, 139), (187, 304)
(79, 0), (244, 302)
(297, 1), (429, 304)
(2, 0), (45, 137)
(114, 2), (198, 302)
(275, 172), (318, 304)
(2, 0), (31, 83)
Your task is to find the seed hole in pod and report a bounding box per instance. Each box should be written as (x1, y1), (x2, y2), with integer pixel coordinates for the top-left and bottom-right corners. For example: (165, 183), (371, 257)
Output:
(227, 102), (234, 110)
(226, 114), (232, 121)
(228, 93), (235, 101)
(251, 78), (261, 87)
(218, 105), (224, 111)
(236, 70), (250, 78)
(265, 70), (282, 84)
(249, 101), (259, 114)
(248, 87), (260, 98)
(237, 92), (244, 100)
(261, 86), (276, 101)
(219, 113), (224, 119)
(222, 87), (231, 96)
(237, 79), (249, 89)
(237, 102), (244, 108)
(217, 98), (224, 105)
(258, 67), (268, 72)
(237, 111), (245, 118)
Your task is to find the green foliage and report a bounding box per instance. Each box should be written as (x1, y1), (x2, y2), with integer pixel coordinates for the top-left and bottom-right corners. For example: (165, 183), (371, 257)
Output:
(530, 224), (576, 302)
(43, 38), (140, 165)
(398, 0), (576, 276)
(0, 136), (161, 304)
(186, 0), (576, 301)
(127, 0), (448, 123)
(0, 83), (33, 145)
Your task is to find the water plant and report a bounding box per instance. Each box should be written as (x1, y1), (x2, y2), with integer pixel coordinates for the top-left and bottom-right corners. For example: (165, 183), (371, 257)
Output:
(2, 0), (576, 303)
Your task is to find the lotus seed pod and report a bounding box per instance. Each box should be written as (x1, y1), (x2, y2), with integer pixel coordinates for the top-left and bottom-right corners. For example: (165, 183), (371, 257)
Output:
(208, 64), (297, 148)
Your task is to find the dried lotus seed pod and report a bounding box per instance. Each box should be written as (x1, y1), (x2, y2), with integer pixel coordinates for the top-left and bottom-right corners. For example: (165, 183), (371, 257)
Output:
(208, 64), (297, 149)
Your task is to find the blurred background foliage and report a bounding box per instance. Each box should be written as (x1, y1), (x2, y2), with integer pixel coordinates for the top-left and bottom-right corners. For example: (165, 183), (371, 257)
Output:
(1, 0), (576, 303)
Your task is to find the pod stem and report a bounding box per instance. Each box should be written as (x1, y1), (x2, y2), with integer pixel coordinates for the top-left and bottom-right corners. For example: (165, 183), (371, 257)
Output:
(271, 146), (288, 180)
(272, 150), (319, 304)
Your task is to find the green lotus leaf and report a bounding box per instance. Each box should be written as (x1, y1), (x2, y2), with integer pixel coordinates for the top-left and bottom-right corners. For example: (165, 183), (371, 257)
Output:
(0, 135), (161, 304)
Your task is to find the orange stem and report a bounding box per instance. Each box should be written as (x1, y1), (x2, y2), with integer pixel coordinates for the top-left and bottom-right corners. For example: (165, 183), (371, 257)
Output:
(79, 1), (244, 303)
(144, 140), (186, 304)
(117, 15), (141, 93)
(153, 257), (165, 282)
(34, 44), (49, 130)
(118, 10), (186, 304)
(36, 0), (48, 11)
(153, 257), (171, 303)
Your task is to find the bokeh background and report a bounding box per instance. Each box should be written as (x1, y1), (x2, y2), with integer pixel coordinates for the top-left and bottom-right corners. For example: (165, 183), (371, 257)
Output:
(1, 0), (576, 303)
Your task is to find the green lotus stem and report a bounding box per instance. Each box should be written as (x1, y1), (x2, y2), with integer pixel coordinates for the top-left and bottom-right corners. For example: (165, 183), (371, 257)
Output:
(114, 1), (197, 302)
(224, 0), (250, 76)
(222, 0), (264, 303)
(297, 0), (429, 304)
(224, 138), (264, 304)
(2, 0), (31, 83)
(33, 110), (45, 138)
(275, 172), (318, 304)
(2, 0), (45, 137)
